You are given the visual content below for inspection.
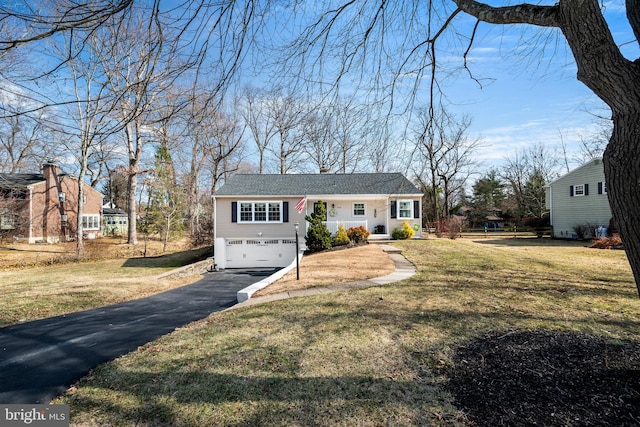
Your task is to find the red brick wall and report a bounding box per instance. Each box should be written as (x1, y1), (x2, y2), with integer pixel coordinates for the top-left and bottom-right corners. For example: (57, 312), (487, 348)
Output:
(26, 164), (103, 243)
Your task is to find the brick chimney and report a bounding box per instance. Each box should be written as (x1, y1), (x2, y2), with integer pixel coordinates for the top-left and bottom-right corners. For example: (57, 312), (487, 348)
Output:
(42, 161), (59, 185)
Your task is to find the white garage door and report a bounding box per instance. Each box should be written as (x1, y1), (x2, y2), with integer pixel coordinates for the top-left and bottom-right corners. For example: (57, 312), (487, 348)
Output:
(225, 238), (297, 268)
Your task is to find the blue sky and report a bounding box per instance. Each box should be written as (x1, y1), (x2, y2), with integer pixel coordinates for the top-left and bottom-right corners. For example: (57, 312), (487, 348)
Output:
(432, 1), (638, 169)
(239, 0), (638, 174)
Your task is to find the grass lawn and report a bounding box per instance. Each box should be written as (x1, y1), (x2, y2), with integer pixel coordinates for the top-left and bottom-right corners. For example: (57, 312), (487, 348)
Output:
(0, 240), (212, 327)
(54, 237), (640, 426)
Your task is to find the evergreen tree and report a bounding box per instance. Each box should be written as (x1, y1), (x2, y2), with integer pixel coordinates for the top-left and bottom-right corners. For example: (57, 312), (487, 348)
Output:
(304, 200), (331, 253)
(147, 142), (186, 251)
(468, 170), (506, 228)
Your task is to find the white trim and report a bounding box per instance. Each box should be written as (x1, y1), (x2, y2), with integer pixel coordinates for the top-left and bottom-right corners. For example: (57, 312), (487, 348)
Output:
(82, 214), (100, 230)
(352, 202), (366, 217)
(398, 199), (413, 218)
(238, 200), (283, 223)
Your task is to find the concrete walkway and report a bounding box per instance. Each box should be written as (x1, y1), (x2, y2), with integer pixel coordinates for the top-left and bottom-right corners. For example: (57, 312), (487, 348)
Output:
(233, 244), (417, 308)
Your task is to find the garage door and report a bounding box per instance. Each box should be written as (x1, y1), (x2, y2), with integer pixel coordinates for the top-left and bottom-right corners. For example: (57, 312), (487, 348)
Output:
(225, 238), (297, 268)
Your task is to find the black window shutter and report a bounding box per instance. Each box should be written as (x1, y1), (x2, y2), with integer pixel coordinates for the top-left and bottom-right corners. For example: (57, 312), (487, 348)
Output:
(598, 182), (603, 194)
(570, 185), (574, 197)
(584, 183), (589, 196)
(283, 201), (289, 222)
(413, 200), (420, 218)
(231, 201), (237, 222)
(390, 201), (397, 218)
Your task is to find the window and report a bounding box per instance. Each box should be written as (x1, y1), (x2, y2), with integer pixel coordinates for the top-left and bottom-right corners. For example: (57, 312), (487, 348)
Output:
(598, 181), (607, 195)
(0, 214), (16, 230)
(82, 214), (100, 230)
(398, 200), (413, 218)
(574, 184), (585, 196)
(353, 203), (365, 217)
(238, 201), (283, 223)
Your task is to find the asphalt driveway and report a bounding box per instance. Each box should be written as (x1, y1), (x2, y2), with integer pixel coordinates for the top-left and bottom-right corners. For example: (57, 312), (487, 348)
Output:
(0, 268), (279, 404)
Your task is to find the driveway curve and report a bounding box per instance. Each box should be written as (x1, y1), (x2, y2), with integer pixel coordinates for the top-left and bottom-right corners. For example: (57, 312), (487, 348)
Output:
(0, 268), (279, 404)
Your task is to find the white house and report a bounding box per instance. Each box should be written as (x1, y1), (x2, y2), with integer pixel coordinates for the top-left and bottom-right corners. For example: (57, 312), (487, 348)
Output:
(545, 158), (612, 239)
(212, 173), (423, 268)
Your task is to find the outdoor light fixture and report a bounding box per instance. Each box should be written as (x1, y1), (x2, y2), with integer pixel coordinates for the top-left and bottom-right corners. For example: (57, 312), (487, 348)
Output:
(258, 232), (263, 237)
(294, 222), (300, 280)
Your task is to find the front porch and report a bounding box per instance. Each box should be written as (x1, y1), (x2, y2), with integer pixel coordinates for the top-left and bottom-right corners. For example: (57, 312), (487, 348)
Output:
(321, 220), (390, 240)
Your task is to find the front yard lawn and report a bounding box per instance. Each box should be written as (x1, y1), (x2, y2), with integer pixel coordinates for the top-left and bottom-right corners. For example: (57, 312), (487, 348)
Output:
(56, 237), (640, 426)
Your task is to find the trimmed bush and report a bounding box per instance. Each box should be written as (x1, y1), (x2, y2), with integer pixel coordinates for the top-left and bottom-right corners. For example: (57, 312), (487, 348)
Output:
(392, 221), (415, 240)
(347, 225), (370, 244)
(333, 224), (350, 246)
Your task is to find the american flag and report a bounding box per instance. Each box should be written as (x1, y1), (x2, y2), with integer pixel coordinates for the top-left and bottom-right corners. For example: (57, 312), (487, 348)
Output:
(295, 195), (307, 214)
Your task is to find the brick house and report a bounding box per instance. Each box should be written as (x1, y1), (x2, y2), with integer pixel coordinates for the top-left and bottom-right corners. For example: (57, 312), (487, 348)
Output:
(0, 163), (103, 243)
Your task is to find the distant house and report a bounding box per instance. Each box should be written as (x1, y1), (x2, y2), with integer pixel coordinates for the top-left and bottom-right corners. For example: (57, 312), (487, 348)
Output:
(213, 173), (423, 268)
(0, 163), (103, 243)
(545, 158), (612, 239)
(102, 204), (128, 236)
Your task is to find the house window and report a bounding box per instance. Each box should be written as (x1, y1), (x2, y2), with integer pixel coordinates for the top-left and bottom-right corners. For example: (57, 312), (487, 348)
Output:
(268, 203), (281, 221)
(574, 184), (585, 196)
(598, 181), (607, 194)
(0, 213), (16, 230)
(353, 203), (366, 217)
(238, 201), (283, 223)
(398, 200), (413, 218)
(82, 214), (100, 230)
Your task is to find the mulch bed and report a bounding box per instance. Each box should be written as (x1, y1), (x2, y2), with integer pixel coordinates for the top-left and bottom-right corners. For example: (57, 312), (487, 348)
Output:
(445, 330), (640, 426)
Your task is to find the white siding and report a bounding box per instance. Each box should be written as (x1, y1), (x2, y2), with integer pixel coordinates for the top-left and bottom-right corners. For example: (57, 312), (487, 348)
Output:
(548, 159), (611, 238)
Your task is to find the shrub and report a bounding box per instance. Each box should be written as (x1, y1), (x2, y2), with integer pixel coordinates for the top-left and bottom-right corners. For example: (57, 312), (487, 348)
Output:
(572, 223), (597, 240)
(392, 221), (415, 240)
(444, 217), (463, 240)
(305, 200), (332, 253)
(347, 225), (370, 244)
(333, 224), (350, 246)
(522, 215), (550, 228)
(590, 234), (623, 249)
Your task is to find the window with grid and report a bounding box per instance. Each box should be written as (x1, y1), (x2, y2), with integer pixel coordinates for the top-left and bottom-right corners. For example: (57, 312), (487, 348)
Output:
(398, 200), (413, 218)
(238, 201), (282, 223)
(353, 203), (365, 216)
(82, 214), (100, 230)
(0, 213), (16, 230)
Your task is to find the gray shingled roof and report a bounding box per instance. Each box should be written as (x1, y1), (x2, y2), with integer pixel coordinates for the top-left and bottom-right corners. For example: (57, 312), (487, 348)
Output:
(0, 173), (46, 188)
(214, 173), (422, 197)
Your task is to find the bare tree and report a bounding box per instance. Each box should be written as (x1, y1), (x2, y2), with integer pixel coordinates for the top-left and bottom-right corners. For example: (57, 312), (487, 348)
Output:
(502, 143), (560, 220)
(241, 86), (278, 174)
(302, 104), (337, 173)
(0, 108), (54, 173)
(266, 91), (306, 174)
(449, 0), (640, 293)
(414, 109), (481, 227)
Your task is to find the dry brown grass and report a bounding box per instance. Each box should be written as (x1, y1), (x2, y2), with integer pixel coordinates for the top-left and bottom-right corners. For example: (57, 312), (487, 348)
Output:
(57, 237), (638, 426)
(0, 237), (210, 326)
(0, 237), (194, 269)
(253, 243), (395, 297)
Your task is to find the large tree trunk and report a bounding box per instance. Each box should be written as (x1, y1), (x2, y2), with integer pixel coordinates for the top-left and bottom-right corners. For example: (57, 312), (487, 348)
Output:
(453, 0), (640, 294)
(604, 113), (640, 296)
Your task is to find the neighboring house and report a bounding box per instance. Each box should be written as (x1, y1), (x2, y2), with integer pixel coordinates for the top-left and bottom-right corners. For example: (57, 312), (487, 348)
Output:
(0, 163), (103, 243)
(213, 173), (423, 268)
(545, 158), (612, 239)
(102, 203), (128, 236)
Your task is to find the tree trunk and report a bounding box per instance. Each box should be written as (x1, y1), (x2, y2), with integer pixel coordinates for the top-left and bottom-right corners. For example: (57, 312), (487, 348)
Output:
(603, 113), (640, 296)
(127, 170), (138, 245)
